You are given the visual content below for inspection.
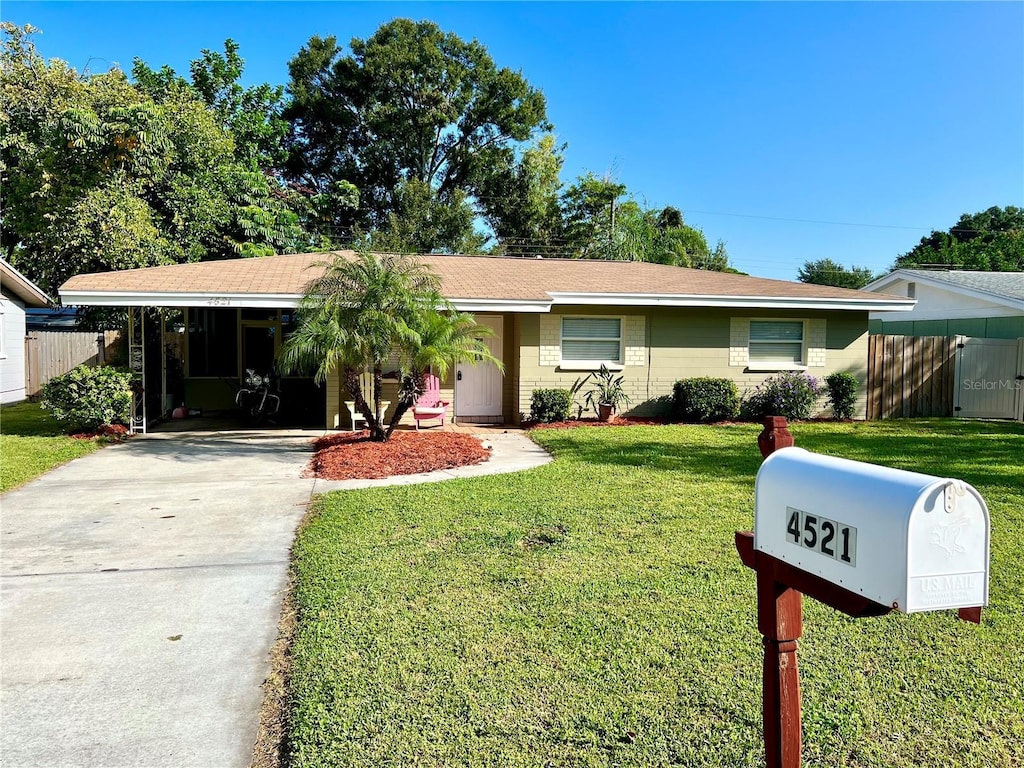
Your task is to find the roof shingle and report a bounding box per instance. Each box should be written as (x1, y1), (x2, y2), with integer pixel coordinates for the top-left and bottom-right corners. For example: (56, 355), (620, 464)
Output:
(60, 251), (906, 306)
(896, 269), (1024, 303)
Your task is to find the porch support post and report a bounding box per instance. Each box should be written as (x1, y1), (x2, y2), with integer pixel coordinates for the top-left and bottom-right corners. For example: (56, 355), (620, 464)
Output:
(160, 308), (168, 418)
(127, 307), (146, 434)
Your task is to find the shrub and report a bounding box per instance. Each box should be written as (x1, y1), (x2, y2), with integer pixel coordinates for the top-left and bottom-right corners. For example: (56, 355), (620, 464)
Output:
(739, 371), (822, 422)
(671, 377), (740, 423)
(825, 372), (859, 420)
(40, 364), (133, 432)
(530, 388), (572, 423)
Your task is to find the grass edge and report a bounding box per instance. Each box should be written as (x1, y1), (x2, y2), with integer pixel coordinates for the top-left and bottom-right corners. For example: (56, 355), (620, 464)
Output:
(250, 498), (326, 768)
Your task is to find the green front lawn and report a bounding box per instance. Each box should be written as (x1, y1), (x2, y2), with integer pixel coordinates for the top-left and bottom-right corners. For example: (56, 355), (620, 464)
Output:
(0, 401), (101, 492)
(288, 420), (1024, 768)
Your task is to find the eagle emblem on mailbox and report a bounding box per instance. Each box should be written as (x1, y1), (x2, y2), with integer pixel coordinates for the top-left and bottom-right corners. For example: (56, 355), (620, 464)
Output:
(930, 515), (969, 557)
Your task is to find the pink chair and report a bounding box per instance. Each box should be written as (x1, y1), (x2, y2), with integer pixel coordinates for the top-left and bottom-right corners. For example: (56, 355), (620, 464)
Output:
(411, 374), (450, 430)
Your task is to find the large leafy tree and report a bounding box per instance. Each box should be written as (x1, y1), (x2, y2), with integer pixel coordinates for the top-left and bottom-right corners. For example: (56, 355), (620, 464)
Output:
(278, 252), (499, 441)
(478, 134), (565, 254)
(894, 206), (1024, 272)
(0, 24), (311, 295)
(132, 39), (349, 254)
(133, 39), (287, 167)
(558, 175), (732, 269)
(284, 18), (550, 250)
(560, 174), (627, 259)
(360, 179), (486, 255)
(797, 258), (876, 289)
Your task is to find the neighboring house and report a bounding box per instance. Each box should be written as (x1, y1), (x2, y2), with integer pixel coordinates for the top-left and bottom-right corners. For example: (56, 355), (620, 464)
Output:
(864, 269), (1024, 423)
(863, 270), (1024, 339)
(1, 259), (51, 404)
(59, 252), (913, 426)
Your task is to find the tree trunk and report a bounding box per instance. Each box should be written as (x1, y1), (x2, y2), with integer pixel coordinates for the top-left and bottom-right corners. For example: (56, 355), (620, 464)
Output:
(344, 367), (386, 441)
(385, 370), (427, 439)
(369, 366), (386, 441)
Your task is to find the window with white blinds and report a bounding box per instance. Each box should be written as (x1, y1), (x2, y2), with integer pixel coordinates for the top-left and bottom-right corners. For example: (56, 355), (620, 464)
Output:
(561, 317), (622, 364)
(749, 320), (805, 364)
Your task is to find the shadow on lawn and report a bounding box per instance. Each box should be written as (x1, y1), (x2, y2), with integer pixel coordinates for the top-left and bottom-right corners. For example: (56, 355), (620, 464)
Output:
(535, 435), (763, 483)
(125, 432), (317, 466)
(534, 419), (1024, 496)
(0, 402), (65, 437)
(799, 424), (1024, 495)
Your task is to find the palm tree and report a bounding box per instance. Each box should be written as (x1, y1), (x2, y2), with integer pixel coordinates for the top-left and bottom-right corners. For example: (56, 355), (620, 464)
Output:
(278, 251), (500, 441)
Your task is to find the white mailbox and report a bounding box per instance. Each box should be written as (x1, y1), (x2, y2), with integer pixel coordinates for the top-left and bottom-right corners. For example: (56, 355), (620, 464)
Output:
(755, 448), (989, 613)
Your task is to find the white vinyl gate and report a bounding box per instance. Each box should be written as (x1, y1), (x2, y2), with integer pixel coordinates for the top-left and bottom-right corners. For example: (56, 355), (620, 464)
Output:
(954, 336), (1024, 421)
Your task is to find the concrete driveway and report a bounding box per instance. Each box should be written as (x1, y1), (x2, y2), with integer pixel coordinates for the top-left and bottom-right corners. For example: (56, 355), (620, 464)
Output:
(1, 428), (320, 768)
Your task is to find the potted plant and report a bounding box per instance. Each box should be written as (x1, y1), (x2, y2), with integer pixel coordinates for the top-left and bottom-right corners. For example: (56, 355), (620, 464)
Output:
(582, 365), (631, 422)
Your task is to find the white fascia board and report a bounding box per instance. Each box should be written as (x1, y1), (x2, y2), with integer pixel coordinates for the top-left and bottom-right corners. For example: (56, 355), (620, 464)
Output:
(0, 261), (51, 307)
(870, 305), (1023, 322)
(61, 290), (556, 313)
(546, 292), (916, 312)
(58, 291), (303, 308)
(862, 272), (905, 292)
(449, 298), (553, 313)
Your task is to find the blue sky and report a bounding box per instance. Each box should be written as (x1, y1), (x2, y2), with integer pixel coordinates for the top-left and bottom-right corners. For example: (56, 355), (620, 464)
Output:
(6, 1), (1023, 281)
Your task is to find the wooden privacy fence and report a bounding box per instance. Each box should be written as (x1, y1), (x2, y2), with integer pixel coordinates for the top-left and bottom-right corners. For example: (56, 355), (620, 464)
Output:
(867, 335), (957, 420)
(24, 330), (121, 397)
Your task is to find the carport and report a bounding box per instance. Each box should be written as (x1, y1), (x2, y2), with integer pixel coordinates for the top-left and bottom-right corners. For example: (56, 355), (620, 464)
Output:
(60, 256), (330, 432)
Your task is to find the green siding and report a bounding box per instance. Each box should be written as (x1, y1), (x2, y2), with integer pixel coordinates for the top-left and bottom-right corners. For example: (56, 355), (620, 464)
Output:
(948, 318), (988, 337)
(985, 316), (1024, 339)
(912, 320), (950, 336)
(883, 320), (916, 336)
(824, 313), (866, 354)
(517, 306), (869, 419)
(873, 315), (1024, 339)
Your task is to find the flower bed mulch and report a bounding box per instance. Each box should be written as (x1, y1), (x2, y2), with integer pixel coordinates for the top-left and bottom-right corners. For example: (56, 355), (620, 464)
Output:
(309, 430), (492, 481)
(69, 424), (131, 441)
(526, 416), (669, 430)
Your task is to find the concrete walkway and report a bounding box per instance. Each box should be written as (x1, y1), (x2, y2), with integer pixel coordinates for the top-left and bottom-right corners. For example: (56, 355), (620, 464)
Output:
(0, 426), (550, 767)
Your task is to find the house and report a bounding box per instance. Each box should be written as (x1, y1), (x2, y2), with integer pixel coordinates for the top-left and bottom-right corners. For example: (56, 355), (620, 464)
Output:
(59, 251), (914, 427)
(863, 270), (1024, 339)
(1, 259), (51, 404)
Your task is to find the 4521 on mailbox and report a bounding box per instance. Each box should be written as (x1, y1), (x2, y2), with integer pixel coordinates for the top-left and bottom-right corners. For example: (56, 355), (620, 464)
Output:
(785, 507), (856, 566)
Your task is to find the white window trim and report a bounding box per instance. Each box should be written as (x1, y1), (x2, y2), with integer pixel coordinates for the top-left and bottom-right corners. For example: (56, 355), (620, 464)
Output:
(558, 362), (625, 372)
(0, 303), (6, 359)
(746, 363), (809, 372)
(560, 315), (624, 369)
(747, 318), (807, 369)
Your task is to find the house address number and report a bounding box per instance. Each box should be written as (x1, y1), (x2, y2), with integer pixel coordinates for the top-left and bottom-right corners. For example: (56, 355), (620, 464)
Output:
(785, 506), (857, 567)
(206, 297), (232, 307)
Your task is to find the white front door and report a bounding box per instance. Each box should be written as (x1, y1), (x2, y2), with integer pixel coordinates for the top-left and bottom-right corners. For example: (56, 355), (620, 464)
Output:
(455, 315), (503, 418)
